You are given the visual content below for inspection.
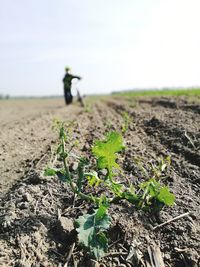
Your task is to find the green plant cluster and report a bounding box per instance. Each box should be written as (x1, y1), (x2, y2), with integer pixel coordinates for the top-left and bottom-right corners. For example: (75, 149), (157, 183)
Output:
(44, 121), (175, 260)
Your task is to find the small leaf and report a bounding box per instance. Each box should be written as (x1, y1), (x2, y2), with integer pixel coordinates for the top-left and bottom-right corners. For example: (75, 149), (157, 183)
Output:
(95, 204), (109, 222)
(59, 124), (66, 140)
(122, 191), (139, 204)
(56, 170), (70, 183)
(45, 168), (70, 183)
(57, 144), (63, 155)
(44, 168), (57, 176)
(85, 171), (102, 187)
(92, 131), (124, 175)
(140, 178), (160, 196)
(75, 206), (111, 259)
(157, 186), (175, 206)
(148, 181), (160, 197)
(107, 180), (124, 196)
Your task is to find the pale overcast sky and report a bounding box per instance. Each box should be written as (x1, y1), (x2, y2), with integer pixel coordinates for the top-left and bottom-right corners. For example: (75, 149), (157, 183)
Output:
(0, 0), (200, 96)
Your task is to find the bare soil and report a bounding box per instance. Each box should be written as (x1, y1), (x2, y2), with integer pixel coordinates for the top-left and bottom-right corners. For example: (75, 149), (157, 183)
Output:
(0, 96), (199, 267)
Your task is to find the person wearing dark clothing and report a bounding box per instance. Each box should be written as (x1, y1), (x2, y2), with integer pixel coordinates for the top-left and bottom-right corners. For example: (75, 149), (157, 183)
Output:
(63, 67), (81, 105)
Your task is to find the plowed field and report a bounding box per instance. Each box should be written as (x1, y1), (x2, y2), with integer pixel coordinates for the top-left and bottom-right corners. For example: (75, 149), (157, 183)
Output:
(0, 96), (199, 267)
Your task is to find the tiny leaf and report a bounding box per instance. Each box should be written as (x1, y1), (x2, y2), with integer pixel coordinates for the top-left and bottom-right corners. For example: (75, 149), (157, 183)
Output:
(56, 169), (70, 183)
(57, 144), (63, 155)
(157, 186), (175, 206)
(122, 191), (139, 204)
(44, 168), (57, 176)
(85, 171), (102, 187)
(106, 180), (124, 196)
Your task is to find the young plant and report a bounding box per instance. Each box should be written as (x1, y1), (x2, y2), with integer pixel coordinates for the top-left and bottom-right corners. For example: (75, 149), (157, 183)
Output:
(44, 122), (113, 259)
(45, 121), (96, 203)
(121, 111), (132, 134)
(139, 178), (175, 211)
(44, 121), (175, 260)
(84, 103), (93, 113)
(133, 156), (174, 212)
(150, 156), (171, 179)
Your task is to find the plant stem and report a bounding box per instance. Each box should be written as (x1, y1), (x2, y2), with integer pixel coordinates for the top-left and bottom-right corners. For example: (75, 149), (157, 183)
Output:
(61, 137), (97, 203)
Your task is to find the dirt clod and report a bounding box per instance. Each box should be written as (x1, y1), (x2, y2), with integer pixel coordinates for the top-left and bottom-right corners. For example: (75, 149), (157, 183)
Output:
(55, 216), (75, 242)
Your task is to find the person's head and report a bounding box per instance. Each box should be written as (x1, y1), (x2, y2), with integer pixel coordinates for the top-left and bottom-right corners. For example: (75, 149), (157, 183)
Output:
(65, 67), (71, 73)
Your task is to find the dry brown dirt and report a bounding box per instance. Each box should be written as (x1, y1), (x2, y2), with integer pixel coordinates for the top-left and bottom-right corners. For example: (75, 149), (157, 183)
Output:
(0, 96), (199, 267)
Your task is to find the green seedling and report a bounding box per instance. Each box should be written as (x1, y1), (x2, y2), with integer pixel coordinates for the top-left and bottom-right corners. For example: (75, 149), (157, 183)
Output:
(84, 103), (93, 113)
(121, 111), (132, 134)
(150, 156), (171, 178)
(44, 120), (175, 260)
(134, 155), (171, 179)
(139, 178), (175, 211)
(45, 122), (95, 203)
(133, 156), (174, 212)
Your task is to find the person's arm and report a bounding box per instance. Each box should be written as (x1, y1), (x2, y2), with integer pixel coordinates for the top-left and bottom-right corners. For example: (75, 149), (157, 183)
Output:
(71, 75), (81, 80)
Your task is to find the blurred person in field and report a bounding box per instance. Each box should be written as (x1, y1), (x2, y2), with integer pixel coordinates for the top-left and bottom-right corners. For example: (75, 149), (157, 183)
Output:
(63, 67), (81, 105)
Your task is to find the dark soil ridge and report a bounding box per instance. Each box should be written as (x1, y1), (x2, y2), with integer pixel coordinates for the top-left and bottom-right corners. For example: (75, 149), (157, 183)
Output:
(0, 97), (200, 267)
(144, 116), (200, 166)
(138, 97), (200, 114)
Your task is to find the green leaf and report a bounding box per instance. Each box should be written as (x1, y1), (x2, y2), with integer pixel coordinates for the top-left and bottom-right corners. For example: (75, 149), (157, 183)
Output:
(59, 124), (67, 140)
(140, 178), (159, 190)
(148, 180), (161, 197)
(44, 167), (57, 176)
(92, 132), (124, 175)
(44, 168), (70, 183)
(122, 191), (139, 204)
(121, 111), (131, 134)
(139, 178), (175, 210)
(157, 186), (175, 206)
(56, 170), (70, 183)
(140, 178), (161, 198)
(95, 204), (108, 221)
(57, 144), (62, 154)
(85, 171), (102, 187)
(89, 232), (108, 259)
(106, 180), (124, 196)
(75, 206), (111, 259)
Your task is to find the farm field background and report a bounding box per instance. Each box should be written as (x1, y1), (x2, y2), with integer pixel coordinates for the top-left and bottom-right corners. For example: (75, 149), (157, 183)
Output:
(0, 92), (200, 267)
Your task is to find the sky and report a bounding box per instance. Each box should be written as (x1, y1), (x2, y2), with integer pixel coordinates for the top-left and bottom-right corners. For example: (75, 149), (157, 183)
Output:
(0, 0), (200, 96)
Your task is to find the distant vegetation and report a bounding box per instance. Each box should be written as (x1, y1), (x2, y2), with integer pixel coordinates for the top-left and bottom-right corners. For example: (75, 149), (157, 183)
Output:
(113, 88), (200, 97)
(0, 94), (10, 100)
(0, 95), (63, 100)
